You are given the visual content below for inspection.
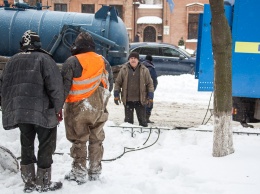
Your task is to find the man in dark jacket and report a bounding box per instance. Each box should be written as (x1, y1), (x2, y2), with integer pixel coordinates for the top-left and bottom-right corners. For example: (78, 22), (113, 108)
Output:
(114, 52), (154, 127)
(62, 32), (111, 184)
(134, 32), (141, 42)
(0, 30), (64, 193)
(142, 54), (158, 123)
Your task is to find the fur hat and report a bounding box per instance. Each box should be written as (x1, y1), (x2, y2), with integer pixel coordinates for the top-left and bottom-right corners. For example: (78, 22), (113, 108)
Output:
(128, 52), (139, 60)
(71, 32), (95, 55)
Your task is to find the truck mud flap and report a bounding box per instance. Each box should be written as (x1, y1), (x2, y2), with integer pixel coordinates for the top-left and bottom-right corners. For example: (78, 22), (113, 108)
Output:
(232, 97), (260, 123)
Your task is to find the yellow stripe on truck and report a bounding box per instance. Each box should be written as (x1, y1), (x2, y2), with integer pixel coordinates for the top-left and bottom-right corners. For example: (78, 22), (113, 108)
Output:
(235, 42), (260, 54)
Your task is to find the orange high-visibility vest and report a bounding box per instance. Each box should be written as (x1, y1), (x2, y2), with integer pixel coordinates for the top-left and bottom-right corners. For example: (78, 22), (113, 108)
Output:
(65, 52), (108, 103)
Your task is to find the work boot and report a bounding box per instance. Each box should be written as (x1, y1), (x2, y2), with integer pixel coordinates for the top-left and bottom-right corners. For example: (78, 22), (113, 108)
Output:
(64, 170), (76, 181)
(88, 161), (102, 181)
(88, 173), (100, 181)
(240, 121), (254, 128)
(146, 114), (154, 123)
(64, 158), (87, 185)
(35, 167), (62, 192)
(20, 163), (35, 193)
(140, 122), (148, 127)
(64, 170), (87, 185)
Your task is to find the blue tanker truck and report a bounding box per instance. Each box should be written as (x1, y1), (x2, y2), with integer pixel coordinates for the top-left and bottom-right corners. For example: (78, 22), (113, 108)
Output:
(0, 1), (129, 68)
(196, 0), (260, 127)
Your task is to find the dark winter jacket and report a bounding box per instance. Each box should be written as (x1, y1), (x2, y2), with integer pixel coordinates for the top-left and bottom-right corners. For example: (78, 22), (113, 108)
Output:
(114, 62), (154, 106)
(103, 57), (114, 92)
(142, 60), (158, 90)
(0, 51), (64, 130)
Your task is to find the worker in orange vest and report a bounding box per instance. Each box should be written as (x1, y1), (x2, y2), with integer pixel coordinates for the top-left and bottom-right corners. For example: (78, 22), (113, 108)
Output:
(61, 32), (111, 184)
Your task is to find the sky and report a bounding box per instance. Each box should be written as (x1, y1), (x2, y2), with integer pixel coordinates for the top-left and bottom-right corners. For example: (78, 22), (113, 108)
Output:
(1, 74), (260, 194)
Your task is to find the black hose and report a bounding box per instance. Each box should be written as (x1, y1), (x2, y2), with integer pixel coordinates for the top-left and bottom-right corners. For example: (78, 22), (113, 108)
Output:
(201, 91), (213, 125)
(102, 128), (160, 162)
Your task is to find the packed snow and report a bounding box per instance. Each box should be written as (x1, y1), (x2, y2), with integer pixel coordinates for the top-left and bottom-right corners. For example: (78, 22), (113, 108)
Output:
(1, 74), (260, 194)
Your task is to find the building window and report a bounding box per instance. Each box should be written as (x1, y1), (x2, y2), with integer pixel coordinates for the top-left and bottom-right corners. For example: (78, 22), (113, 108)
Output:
(188, 14), (199, 39)
(54, 3), (67, 12)
(82, 4), (95, 13)
(113, 5), (123, 20)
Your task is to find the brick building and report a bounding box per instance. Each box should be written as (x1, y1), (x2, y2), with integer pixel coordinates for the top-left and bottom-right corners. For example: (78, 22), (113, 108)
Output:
(3, 0), (209, 50)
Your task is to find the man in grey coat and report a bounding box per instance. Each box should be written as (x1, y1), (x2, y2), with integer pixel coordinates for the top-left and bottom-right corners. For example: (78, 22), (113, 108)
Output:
(114, 52), (154, 127)
(0, 30), (64, 193)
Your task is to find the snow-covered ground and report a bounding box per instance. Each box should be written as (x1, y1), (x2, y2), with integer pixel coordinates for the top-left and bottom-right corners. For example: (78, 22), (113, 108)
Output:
(1, 74), (260, 194)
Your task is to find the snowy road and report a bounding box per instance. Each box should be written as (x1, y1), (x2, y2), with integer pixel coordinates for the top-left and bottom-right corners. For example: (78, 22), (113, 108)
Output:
(107, 99), (214, 128)
(107, 74), (256, 129)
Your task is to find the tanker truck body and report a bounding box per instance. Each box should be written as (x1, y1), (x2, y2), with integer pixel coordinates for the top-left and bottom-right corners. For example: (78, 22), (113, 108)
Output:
(0, 3), (129, 67)
(196, 0), (260, 125)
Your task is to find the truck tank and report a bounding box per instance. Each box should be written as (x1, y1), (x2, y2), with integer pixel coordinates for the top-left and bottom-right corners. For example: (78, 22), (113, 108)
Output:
(0, 3), (129, 66)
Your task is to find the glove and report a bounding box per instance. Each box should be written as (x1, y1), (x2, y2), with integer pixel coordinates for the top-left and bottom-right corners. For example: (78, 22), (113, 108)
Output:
(147, 92), (154, 108)
(147, 98), (153, 108)
(114, 97), (121, 105)
(114, 90), (121, 105)
(56, 109), (63, 122)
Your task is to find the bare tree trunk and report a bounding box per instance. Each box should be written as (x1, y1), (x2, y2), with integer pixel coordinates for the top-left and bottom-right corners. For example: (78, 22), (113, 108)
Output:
(209, 0), (234, 157)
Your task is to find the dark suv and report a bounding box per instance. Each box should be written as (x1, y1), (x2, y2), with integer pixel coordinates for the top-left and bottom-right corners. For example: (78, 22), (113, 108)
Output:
(129, 42), (196, 76)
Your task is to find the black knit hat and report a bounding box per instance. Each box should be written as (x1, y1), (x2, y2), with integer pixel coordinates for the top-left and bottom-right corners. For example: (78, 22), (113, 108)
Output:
(20, 30), (41, 51)
(145, 54), (153, 61)
(128, 52), (139, 60)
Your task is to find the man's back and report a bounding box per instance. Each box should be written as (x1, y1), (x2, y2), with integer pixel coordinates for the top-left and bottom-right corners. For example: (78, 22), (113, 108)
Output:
(1, 51), (64, 130)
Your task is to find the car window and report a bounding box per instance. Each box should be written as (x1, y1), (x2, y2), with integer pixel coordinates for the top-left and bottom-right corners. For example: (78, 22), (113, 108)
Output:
(132, 47), (141, 53)
(178, 46), (192, 57)
(139, 47), (160, 56)
(161, 47), (180, 57)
